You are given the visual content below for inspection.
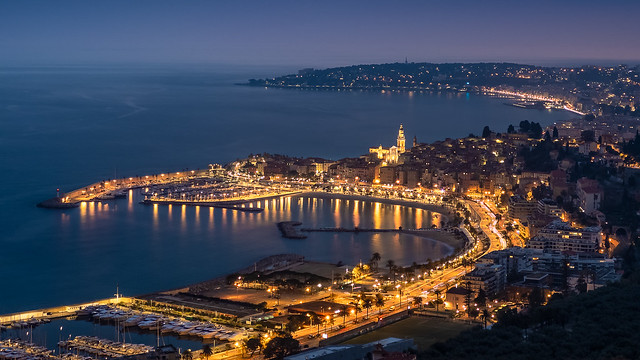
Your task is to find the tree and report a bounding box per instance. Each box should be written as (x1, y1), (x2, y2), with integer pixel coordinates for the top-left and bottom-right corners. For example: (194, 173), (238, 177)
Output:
(286, 315), (305, 333)
(552, 126), (558, 139)
(413, 296), (423, 308)
(307, 313), (321, 335)
(433, 289), (443, 312)
(375, 293), (385, 314)
(475, 288), (487, 308)
(201, 345), (212, 360)
(263, 335), (300, 359)
(576, 275), (588, 293)
(544, 130), (551, 142)
(507, 124), (515, 134)
(350, 299), (361, 322)
(529, 122), (543, 139)
(528, 287), (544, 308)
(386, 259), (395, 275)
(468, 307), (480, 319)
(481, 309), (490, 329)
(370, 252), (381, 271)
(339, 304), (348, 326)
(482, 126), (492, 138)
(245, 337), (262, 357)
(362, 296), (373, 318)
(181, 350), (193, 360)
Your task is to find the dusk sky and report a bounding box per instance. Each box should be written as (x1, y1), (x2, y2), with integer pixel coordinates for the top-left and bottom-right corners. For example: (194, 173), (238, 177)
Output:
(1, 0), (639, 68)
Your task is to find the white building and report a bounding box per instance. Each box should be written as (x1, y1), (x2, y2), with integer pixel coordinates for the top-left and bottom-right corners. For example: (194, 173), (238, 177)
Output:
(576, 177), (603, 214)
(528, 220), (602, 253)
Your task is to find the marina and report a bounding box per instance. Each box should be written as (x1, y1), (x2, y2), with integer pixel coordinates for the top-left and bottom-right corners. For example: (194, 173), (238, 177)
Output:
(58, 336), (153, 358)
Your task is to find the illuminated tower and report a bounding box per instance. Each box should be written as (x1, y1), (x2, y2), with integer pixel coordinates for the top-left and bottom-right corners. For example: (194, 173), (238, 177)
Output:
(397, 124), (406, 153)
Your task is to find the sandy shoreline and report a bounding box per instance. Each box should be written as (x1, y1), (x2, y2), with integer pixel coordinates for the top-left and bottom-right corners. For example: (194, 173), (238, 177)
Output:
(296, 191), (453, 219)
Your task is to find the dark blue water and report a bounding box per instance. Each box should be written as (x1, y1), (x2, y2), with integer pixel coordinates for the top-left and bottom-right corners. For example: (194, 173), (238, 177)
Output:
(0, 65), (570, 314)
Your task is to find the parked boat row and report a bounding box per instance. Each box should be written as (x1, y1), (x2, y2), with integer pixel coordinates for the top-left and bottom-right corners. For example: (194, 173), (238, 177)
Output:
(80, 305), (247, 342)
(4, 318), (50, 330)
(58, 336), (153, 358)
(95, 190), (127, 201)
(0, 339), (56, 360)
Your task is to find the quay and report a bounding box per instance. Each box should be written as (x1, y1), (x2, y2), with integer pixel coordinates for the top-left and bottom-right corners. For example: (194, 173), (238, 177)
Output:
(0, 298), (133, 326)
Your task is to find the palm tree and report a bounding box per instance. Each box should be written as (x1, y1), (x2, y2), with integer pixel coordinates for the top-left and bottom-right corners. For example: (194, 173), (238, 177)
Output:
(309, 313), (321, 336)
(181, 350), (193, 360)
(433, 289), (443, 312)
(386, 260), (395, 276)
(340, 304), (348, 326)
(350, 300), (361, 322)
(362, 296), (373, 319)
(201, 345), (212, 360)
(371, 252), (381, 271)
(413, 296), (423, 309)
(375, 293), (385, 314)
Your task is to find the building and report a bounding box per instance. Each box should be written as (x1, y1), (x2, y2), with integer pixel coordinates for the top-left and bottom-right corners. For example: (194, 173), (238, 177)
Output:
(528, 220), (602, 253)
(508, 195), (537, 222)
(478, 246), (537, 274)
(445, 287), (473, 311)
(576, 177), (603, 214)
(537, 198), (563, 218)
(284, 338), (414, 360)
(370, 125), (407, 165)
(379, 166), (397, 185)
(461, 263), (506, 295)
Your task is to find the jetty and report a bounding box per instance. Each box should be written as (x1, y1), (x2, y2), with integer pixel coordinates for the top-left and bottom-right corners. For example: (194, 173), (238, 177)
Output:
(300, 226), (407, 233)
(277, 221), (307, 239)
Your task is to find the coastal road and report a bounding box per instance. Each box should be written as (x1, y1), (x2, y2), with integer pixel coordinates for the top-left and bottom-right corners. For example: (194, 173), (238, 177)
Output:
(466, 200), (507, 252)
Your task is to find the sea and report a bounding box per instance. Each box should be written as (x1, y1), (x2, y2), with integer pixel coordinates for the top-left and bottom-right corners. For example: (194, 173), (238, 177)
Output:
(0, 65), (571, 317)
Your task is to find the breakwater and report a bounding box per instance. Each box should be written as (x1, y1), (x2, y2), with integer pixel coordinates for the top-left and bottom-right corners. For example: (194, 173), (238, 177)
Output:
(277, 221), (307, 239)
(37, 169), (212, 208)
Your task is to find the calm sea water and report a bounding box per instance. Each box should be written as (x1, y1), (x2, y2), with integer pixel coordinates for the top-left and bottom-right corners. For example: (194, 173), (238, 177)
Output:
(0, 65), (570, 315)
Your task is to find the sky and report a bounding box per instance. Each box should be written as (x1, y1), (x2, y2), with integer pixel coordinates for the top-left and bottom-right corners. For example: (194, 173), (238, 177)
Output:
(1, 0), (639, 68)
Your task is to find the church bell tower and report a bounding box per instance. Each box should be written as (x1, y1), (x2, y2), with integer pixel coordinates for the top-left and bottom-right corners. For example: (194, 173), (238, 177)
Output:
(397, 124), (406, 153)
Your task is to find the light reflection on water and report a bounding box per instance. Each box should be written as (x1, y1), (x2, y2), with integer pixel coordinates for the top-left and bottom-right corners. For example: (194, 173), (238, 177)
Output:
(3, 193), (449, 314)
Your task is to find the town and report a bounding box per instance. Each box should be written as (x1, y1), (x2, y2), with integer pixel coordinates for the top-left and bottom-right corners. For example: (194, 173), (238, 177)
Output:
(16, 112), (640, 359)
(247, 62), (640, 117)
